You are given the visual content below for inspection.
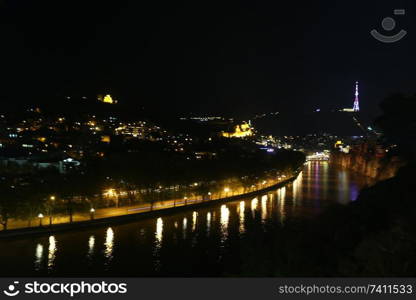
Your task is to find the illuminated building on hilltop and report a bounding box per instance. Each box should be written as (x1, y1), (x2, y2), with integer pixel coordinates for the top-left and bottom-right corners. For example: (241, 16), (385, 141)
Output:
(222, 121), (254, 138)
(97, 94), (117, 104)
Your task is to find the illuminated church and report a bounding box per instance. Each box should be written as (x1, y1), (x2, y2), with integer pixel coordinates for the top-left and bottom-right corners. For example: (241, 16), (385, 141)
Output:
(97, 94), (117, 104)
(222, 121), (254, 138)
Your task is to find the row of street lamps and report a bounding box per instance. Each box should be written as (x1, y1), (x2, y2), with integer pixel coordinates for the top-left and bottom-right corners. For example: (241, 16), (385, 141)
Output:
(36, 176), (285, 227)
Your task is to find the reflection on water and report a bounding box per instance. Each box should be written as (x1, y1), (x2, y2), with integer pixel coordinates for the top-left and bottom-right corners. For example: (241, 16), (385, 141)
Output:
(88, 235), (95, 257)
(220, 205), (230, 243)
(155, 218), (163, 243)
(192, 211), (197, 232)
(350, 183), (360, 201)
(337, 170), (349, 204)
(292, 171), (302, 207)
(322, 162), (329, 201)
(277, 187), (286, 224)
(251, 197), (258, 218)
(239, 201), (245, 234)
(34, 243), (43, 271)
(4, 162), (373, 276)
(182, 217), (187, 239)
(104, 227), (114, 266)
(261, 195), (268, 222)
(206, 212), (211, 235)
(153, 218), (163, 271)
(47, 236), (57, 270)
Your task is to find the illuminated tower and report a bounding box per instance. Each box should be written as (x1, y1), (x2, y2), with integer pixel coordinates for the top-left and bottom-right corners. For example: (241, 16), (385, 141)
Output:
(353, 81), (360, 112)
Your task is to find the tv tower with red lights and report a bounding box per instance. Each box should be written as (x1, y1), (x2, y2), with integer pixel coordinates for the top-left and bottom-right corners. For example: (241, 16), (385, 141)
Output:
(353, 81), (360, 112)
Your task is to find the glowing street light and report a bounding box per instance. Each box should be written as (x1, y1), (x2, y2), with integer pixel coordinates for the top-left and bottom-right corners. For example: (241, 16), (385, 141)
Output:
(48, 196), (56, 226)
(90, 208), (95, 220)
(106, 189), (116, 197)
(224, 187), (231, 197)
(184, 196), (188, 205)
(38, 213), (44, 227)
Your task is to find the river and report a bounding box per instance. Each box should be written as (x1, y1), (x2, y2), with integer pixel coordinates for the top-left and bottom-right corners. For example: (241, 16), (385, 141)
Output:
(0, 161), (372, 276)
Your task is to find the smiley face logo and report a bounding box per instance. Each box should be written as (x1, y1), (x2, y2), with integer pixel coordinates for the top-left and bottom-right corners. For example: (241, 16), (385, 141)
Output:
(371, 9), (407, 43)
(3, 281), (20, 297)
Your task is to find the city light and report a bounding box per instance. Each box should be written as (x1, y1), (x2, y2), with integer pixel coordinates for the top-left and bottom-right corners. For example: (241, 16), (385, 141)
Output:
(105, 189), (116, 197)
(38, 213), (44, 226)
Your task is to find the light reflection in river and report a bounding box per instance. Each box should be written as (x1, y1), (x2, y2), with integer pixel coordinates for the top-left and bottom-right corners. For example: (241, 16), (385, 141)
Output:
(182, 217), (187, 239)
(155, 218), (163, 243)
(278, 187), (286, 224)
(322, 162), (329, 201)
(239, 201), (245, 234)
(337, 170), (349, 204)
(206, 212), (211, 235)
(47, 236), (57, 270)
(261, 195), (268, 222)
(292, 171), (303, 207)
(153, 218), (163, 271)
(34, 243), (43, 271)
(220, 205), (230, 243)
(104, 227), (114, 266)
(192, 211), (197, 232)
(251, 197), (258, 218)
(88, 235), (95, 257)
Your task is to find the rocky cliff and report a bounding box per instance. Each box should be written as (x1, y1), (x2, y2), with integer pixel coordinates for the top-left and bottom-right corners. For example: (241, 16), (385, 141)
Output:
(331, 143), (405, 181)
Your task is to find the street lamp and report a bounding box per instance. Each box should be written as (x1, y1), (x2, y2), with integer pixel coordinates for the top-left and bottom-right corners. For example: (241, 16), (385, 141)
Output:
(49, 195), (56, 226)
(184, 196), (188, 205)
(224, 187), (230, 197)
(38, 213), (44, 227)
(90, 208), (95, 220)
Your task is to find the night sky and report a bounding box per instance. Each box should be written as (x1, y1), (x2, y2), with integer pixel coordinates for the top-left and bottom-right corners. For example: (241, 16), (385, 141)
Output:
(1, 0), (415, 117)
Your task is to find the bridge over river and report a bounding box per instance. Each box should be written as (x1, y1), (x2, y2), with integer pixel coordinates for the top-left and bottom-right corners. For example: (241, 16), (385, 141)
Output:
(306, 152), (330, 161)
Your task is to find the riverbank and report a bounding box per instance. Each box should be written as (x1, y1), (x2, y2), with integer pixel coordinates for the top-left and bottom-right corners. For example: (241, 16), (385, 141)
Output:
(0, 171), (301, 239)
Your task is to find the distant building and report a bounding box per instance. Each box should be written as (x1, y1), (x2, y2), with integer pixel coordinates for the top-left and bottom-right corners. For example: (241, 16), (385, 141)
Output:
(97, 94), (117, 104)
(222, 122), (254, 138)
(0, 151), (80, 173)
